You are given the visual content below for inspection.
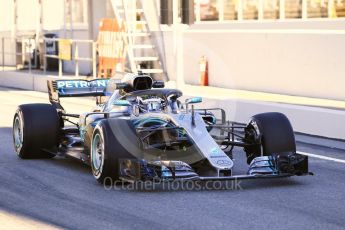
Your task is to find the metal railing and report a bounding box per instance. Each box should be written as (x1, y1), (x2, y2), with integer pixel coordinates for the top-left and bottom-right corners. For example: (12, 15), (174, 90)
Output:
(0, 36), (97, 79)
(42, 37), (97, 78)
(0, 36), (37, 72)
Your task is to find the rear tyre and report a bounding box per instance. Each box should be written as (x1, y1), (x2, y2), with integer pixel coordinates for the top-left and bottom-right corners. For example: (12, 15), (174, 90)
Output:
(13, 104), (59, 159)
(244, 112), (296, 164)
(90, 119), (140, 184)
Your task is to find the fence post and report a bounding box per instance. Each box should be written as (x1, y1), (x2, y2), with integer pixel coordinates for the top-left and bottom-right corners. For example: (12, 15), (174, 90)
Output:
(237, 0), (243, 20)
(92, 41), (97, 79)
(28, 53), (32, 73)
(328, 0), (334, 18)
(34, 40), (38, 69)
(28, 41), (32, 74)
(279, 0), (285, 20)
(21, 38), (25, 68)
(59, 59), (62, 77)
(43, 38), (47, 73)
(258, 0), (264, 20)
(2, 37), (4, 71)
(302, 0), (308, 19)
(195, 0), (201, 22)
(75, 43), (79, 77)
(219, 0), (224, 21)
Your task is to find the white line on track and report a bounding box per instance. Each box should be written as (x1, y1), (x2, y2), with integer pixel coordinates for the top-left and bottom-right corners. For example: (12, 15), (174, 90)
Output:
(297, 151), (345, 164)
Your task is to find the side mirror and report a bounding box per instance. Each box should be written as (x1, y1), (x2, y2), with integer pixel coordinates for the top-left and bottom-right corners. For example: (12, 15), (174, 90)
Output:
(113, 100), (131, 106)
(185, 97), (202, 104)
(152, 81), (165, 88)
(115, 82), (129, 90)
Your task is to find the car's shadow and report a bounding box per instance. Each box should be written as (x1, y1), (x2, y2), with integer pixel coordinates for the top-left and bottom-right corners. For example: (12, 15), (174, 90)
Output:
(1, 126), (311, 194)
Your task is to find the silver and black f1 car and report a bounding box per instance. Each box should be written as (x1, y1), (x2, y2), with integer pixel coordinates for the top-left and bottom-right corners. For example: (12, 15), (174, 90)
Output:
(13, 72), (310, 184)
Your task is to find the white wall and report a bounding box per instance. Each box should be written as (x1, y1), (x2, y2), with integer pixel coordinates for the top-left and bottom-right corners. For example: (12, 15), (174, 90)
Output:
(162, 20), (345, 101)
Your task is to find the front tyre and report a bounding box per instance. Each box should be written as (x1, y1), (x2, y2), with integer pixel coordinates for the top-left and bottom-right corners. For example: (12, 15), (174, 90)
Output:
(90, 119), (139, 184)
(91, 129), (107, 181)
(244, 112), (296, 164)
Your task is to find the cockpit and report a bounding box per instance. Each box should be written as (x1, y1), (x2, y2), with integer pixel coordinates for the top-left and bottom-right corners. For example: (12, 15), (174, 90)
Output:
(137, 97), (164, 113)
(102, 73), (182, 115)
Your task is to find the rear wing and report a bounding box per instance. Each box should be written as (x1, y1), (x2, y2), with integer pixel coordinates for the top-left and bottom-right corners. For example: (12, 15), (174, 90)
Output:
(47, 79), (109, 105)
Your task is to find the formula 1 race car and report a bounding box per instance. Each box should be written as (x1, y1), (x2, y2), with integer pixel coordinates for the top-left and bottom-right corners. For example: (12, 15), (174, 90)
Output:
(13, 72), (310, 184)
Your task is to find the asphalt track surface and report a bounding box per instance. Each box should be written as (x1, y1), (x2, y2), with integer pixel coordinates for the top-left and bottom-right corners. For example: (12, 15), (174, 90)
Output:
(0, 87), (344, 230)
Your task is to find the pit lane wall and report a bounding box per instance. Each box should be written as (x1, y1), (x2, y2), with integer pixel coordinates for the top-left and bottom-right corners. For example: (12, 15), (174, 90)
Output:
(162, 20), (345, 101)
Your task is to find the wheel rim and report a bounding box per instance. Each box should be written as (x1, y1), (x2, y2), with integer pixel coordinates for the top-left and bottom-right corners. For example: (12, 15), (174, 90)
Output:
(13, 115), (23, 154)
(91, 133), (104, 177)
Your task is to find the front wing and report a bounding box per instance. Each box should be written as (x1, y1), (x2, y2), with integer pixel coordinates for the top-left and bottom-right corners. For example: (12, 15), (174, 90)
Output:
(118, 152), (311, 182)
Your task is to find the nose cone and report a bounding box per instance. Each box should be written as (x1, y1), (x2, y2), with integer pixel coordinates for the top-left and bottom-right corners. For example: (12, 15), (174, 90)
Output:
(208, 146), (234, 170)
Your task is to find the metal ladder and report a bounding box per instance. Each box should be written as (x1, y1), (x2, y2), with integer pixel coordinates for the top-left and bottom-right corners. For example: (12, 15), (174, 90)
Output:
(111, 0), (166, 80)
